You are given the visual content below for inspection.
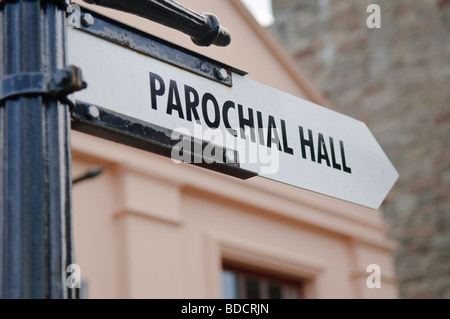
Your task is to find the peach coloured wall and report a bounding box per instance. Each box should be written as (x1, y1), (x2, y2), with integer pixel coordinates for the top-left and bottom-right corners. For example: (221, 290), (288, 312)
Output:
(70, 0), (397, 299)
(71, 133), (397, 298)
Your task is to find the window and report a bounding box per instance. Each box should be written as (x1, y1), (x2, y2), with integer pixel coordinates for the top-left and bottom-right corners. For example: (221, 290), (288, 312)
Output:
(222, 263), (304, 299)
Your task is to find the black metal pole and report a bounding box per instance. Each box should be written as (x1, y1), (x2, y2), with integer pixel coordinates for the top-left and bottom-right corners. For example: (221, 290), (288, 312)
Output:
(0, 0), (73, 298)
(84, 0), (231, 46)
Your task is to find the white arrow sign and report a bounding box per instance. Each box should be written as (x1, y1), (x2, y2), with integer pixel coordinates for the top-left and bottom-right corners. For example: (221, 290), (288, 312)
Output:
(68, 27), (398, 210)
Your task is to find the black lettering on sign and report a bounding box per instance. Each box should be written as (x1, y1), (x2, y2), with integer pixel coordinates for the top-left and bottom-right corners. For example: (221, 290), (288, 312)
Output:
(329, 137), (342, 170)
(317, 133), (331, 167)
(222, 101), (237, 136)
(167, 80), (184, 119)
(148, 72), (351, 173)
(149, 72), (165, 110)
(298, 126), (352, 174)
(281, 119), (293, 155)
(202, 93), (220, 129)
(256, 111), (265, 146)
(184, 85), (201, 123)
(340, 141), (352, 174)
(299, 126), (315, 162)
(238, 104), (256, 142)
(267, 115), (282, 151)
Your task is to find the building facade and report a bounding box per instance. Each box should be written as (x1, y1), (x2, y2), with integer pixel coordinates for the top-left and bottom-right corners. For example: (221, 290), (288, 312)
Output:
(69, 0), (397, 298)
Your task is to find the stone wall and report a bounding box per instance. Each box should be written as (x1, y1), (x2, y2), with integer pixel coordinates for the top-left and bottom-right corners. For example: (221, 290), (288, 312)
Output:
(269, 0), (450, 298)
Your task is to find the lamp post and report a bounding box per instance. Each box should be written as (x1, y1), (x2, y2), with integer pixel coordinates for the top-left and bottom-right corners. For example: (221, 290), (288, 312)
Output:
(0, 0), (83, 298)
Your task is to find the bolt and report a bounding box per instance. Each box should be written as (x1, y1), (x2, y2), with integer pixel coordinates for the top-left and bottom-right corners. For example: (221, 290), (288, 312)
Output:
(216, 68), (229, 81)
(225, 150), (235, 163)
(87, 106), (100, 119)
(81, 13), (94, 27)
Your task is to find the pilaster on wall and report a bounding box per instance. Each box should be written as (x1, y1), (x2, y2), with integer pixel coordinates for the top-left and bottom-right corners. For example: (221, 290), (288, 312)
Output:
(115, 168), (183, 225)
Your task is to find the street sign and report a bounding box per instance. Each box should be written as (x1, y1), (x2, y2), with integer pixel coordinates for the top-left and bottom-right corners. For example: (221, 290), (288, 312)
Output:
(67, 10), (398, 210)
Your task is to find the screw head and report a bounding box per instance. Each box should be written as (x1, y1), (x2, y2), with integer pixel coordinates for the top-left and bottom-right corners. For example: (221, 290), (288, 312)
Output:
(87, 106), (100, 119)
(81, 13), (94, 27)
(216, 68), (229, 81)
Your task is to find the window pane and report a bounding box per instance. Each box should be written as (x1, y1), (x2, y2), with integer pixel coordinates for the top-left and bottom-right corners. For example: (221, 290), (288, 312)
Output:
(222, 264), (304, 299)
(245, 277), (261, 299)
(222, 270), (238, 299)
(284, 285), (300, 299)
(268, 283), (282, 299)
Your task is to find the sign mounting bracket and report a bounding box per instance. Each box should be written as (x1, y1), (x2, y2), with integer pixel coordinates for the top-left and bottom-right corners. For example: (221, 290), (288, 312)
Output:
(84, 0), (232, 47)
(0, 66), (86, 105)
(69, 6), (246, 87)
(71, 102), (257, 180)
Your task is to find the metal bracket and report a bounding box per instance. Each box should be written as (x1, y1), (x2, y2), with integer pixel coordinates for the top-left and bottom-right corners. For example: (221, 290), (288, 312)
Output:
(0, 0), (69, 9)
(70, 7), (247, 87)
(71, 102), (257, 180)
(0, 65), (87, 105)
(84, 0), (231, 47)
